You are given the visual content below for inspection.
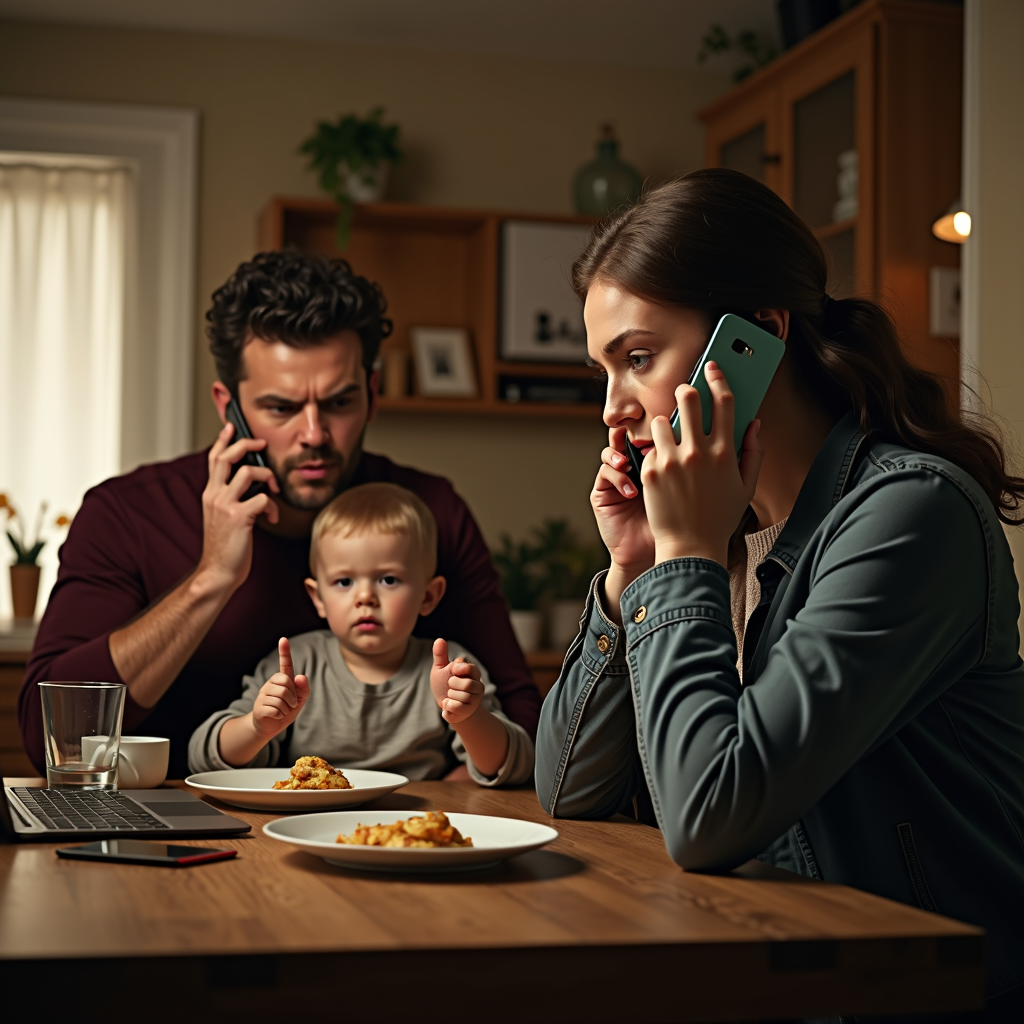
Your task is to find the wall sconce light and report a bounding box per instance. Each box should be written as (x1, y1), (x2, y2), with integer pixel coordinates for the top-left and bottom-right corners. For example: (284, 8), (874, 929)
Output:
(932, 198), (971, 243)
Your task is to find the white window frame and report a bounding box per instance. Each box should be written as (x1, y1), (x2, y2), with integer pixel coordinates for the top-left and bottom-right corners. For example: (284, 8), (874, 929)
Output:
(0, 96), (198, 468)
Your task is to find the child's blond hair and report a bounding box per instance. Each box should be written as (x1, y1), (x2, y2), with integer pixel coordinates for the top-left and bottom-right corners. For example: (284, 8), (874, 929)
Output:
(309, 483), (438, 577)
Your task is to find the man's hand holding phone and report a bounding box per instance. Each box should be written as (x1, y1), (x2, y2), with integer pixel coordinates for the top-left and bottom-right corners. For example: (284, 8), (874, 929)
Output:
(108, 417), (282, 712)
(196, 421), (280, 596)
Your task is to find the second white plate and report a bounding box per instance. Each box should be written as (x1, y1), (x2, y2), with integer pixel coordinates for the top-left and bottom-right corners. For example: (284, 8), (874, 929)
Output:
(184, 767), (409, 810)
(263, 810), (559, 871)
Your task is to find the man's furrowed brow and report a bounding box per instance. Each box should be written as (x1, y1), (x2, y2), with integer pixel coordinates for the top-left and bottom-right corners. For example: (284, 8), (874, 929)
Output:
(254, 383), (361, 406)
(253, 393), (303, 407)
(603, 329), (654, 356)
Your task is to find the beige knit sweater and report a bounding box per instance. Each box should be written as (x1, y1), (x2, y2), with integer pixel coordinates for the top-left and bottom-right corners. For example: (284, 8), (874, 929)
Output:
(729, 519), (787, 681)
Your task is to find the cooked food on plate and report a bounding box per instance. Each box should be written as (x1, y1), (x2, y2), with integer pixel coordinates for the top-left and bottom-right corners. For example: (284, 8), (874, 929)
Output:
(273, 755), (353, 791)
(336, 810), (473, 848)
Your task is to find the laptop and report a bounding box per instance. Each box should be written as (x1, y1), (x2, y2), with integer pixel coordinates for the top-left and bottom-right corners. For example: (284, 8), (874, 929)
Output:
(1, 747), (251, 842)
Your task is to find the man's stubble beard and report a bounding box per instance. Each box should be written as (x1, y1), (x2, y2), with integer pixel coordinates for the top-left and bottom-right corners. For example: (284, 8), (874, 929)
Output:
(266, 427), (366, 512)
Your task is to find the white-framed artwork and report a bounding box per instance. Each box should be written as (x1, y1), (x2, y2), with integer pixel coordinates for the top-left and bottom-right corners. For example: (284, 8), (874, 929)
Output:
(500, 220), (592, 363)
(411, 327), (477, 397)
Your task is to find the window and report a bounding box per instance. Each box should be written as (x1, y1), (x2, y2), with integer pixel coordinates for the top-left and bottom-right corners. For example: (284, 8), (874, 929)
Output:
(0, 152), (133, 617)
(0, 99), (197, 619)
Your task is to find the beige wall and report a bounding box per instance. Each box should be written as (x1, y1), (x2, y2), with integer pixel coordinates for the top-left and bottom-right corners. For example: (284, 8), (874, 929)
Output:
(0, 19), (727, 546)
(961, 1), (1024, 634)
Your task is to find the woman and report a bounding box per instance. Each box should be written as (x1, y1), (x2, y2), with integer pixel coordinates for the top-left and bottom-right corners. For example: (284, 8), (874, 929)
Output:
(536, 169), (1024, 1015)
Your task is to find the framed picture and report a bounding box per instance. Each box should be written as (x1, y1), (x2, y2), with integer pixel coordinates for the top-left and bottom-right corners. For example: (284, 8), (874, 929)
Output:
(500, 220), (592, 363)
(411, 327), (477, 398)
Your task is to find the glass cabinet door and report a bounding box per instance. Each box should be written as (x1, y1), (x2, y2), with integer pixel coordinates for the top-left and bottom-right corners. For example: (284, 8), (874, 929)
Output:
(793, 71), (857, 297)
(779, 22), (873, 300)
(704, 87), (782, 194)
(720, 123), (768, 183)
(793, 72), (855, 226)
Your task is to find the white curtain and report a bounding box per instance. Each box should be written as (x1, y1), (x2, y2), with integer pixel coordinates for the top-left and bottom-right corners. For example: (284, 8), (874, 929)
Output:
(0, 156), (134, 619)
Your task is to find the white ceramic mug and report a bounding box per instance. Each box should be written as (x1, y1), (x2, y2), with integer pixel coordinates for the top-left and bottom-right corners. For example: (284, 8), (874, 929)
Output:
(82, 735), (170, 789)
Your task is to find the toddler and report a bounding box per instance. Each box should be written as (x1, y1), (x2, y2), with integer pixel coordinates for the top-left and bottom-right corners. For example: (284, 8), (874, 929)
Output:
(188, 483), (534, 785)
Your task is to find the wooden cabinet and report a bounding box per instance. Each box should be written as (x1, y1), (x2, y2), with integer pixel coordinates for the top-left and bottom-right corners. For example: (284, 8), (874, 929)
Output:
(258, 199), (602, 419)
(699, 0), (962, 384)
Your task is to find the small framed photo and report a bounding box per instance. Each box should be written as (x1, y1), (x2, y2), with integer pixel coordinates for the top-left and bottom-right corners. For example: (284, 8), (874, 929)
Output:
(411, 327), (477, 398)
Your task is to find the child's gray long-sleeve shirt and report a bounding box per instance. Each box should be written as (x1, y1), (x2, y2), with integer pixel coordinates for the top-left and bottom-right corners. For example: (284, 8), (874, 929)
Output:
(188, 632), (534, 786)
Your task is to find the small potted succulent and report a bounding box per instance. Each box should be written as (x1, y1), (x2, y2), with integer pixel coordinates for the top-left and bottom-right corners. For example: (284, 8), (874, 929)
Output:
(2, 493), (70, 621)
(532, 518), (608, 651)
(491, 534), (544, 654)
(299, 107), (403, 249)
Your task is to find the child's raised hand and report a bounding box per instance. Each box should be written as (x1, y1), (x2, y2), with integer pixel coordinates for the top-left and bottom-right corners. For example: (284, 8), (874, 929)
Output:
(252, 637), (310, 737)
(430, 638), (485, 725)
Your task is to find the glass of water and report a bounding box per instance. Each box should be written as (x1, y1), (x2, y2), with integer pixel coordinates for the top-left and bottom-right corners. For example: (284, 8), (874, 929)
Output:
(39, 682), (127, 790)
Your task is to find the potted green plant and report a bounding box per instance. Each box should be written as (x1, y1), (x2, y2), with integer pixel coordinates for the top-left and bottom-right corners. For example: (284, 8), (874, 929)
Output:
(299, 107), (403, 249)
(491, 534), (544, 653)
(532, 518), (608, 650)
(1, 493), (70, 621)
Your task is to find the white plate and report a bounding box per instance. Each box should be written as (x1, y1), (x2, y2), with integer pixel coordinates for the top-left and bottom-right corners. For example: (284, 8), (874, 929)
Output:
(184, 768), (409, 810)
(263, 810), (559, 871)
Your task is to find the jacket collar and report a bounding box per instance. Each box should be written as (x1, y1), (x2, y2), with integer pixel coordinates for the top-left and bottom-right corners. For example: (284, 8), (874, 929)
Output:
(769, 412), (867, 574)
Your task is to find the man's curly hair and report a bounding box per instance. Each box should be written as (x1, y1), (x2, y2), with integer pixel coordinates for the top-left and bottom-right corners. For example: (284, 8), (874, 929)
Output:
(206, 249), (393, 395)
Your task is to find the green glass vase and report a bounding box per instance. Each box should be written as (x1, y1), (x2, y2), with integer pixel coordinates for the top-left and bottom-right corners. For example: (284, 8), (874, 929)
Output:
(573, 125), (643, 216)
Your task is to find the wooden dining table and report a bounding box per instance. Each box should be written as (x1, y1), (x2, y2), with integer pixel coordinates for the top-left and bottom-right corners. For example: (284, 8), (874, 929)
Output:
(0, 777), (984, 1023)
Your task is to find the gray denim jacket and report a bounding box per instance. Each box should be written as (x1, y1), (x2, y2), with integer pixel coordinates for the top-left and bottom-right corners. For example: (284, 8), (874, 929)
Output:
(536, 414), (1024, 998)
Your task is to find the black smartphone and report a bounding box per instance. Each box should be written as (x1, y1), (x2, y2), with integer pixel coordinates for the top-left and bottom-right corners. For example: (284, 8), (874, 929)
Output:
(56, 839), (237, 867)
(224, 395), (269, 499)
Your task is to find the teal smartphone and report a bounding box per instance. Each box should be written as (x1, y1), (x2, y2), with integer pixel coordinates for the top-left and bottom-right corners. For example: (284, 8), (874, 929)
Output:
(674, 313), (786, 451)
(626, 314), (786, 490)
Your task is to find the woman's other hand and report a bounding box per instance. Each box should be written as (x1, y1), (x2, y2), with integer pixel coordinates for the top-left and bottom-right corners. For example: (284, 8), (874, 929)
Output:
(592, 425), (656, 619)
(644, 362), (764, 568)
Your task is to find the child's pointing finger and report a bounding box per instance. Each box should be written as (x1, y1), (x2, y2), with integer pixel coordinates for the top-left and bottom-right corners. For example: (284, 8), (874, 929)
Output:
(278, 636), (294, 682)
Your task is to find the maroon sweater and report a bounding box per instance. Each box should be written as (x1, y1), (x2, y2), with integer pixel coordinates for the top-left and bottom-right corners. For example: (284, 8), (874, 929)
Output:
(19, 450), (539, 778)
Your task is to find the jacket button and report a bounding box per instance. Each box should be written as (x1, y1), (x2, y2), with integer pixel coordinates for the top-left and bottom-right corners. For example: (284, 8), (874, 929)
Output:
(633, 605), (647, 623)
(596, 634), (611, 654)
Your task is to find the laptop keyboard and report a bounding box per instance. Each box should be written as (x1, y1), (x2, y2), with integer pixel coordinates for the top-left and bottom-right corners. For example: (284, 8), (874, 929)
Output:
(13, 787), (171, 831)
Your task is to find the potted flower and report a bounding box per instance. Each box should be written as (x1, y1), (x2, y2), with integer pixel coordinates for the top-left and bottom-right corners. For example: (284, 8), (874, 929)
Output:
(491, 534), (544, 654)
(532, 518), (608, 650)
(1, 494), (71, 621)
(299, 107), (403, 249)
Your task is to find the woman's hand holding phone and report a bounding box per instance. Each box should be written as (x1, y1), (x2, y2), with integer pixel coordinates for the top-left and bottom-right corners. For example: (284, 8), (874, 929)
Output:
(591, 425), (657, 621)
(643, 362), (764, 569)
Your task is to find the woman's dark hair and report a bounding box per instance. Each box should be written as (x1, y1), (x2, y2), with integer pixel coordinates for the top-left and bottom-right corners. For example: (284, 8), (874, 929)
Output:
(574, 169), (1024, 524)
(206, 248), (392, 395)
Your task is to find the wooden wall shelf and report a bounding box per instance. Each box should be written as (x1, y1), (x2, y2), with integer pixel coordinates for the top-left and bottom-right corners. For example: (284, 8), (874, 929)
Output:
(258, 199), (602, 420)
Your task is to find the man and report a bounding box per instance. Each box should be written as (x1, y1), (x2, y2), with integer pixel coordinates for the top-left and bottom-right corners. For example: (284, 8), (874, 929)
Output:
(19, 250), (540, 778)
